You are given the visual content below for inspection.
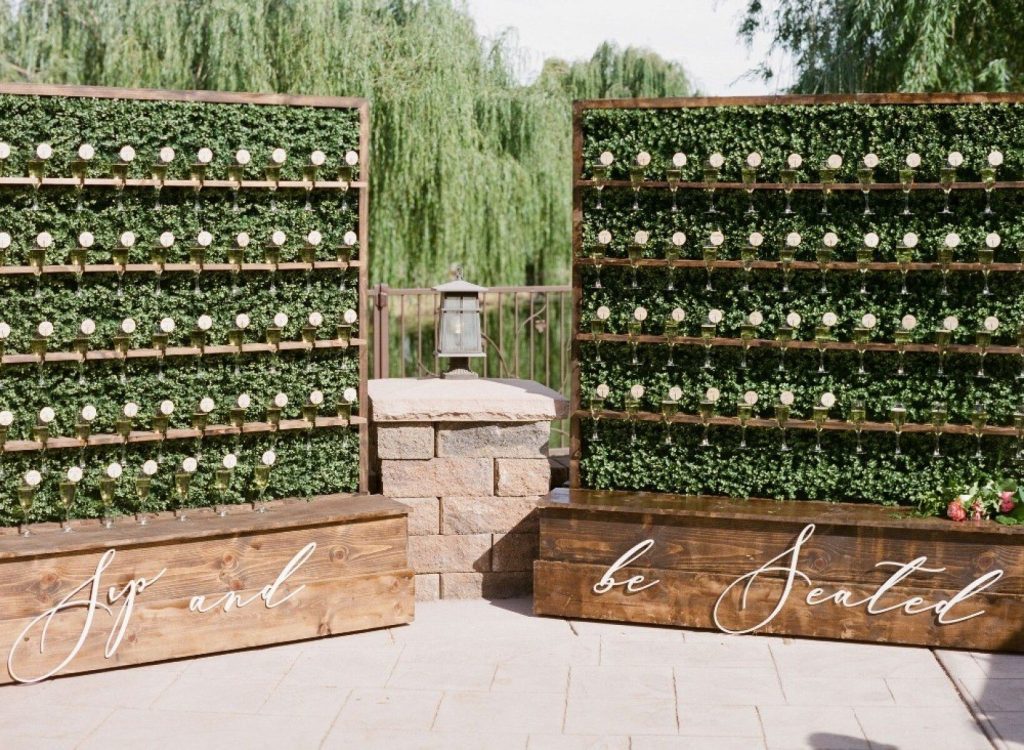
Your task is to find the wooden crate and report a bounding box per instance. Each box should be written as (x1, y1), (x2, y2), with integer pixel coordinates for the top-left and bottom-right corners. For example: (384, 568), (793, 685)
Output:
(534, 488), (1024, 652)
(0, 494), (413, 684)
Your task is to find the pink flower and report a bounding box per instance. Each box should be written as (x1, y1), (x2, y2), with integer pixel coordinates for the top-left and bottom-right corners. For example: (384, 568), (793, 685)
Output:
(1000, 491), (1016, 514)
(970, 501), (985, 521)
(947, 499), (966, 522)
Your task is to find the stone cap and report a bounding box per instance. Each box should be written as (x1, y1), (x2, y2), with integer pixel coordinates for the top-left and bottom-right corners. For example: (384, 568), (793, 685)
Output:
(369, 378), (569, 423)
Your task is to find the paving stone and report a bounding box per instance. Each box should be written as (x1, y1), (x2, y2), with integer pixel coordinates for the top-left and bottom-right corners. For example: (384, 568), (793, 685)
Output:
(397, 496), (441, 535)
(677, 704), (763, 737)
(382, 457), (493, 497)
(495, 458), (551, 496)
(758, 706), (868, 749)
(491, 532), (539, 572)
(442, 496), (540, 534)
(415, 573), (440, 601)
(441, 571), (532, 599)
(433, 690), (565, 733)
(376, 423), (435, 459)
(854, 705), (990, 750)
(409, 534), (491, 573)
(332, 688), (444, 731)
(369, 377), (569, 422)
(437, 421), (550, 458)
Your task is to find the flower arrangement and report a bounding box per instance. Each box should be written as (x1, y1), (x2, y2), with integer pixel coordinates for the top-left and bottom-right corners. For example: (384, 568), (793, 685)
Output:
(946, 477), (1024, 525)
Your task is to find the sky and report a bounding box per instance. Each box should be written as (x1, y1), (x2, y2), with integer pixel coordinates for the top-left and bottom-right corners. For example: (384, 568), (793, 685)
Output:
(463, 0), (793, 96)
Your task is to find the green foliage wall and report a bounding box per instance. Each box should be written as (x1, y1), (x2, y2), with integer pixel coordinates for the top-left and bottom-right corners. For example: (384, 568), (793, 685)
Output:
(0, 91), (363, 526)
(577, 101), (1024, 511)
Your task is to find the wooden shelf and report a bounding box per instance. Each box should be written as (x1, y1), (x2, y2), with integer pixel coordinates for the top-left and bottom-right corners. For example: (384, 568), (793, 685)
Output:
(2, 414), (365, 455)
(576, 332), (1021, 356)
(0, 176), (367, 191)
(0, 259), (360, 277)
(576, 409), (1017, 437)
(2, 337), (365, 366)
(576, 179), (1015, 192)
(575, 257), (1022, 273)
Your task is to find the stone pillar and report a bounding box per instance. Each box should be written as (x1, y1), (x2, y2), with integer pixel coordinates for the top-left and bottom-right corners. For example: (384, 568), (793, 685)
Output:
(368, 378), (568, 601)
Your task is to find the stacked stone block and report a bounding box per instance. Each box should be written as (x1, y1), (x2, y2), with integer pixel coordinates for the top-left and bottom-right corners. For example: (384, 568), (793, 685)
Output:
(368, 378), (568, 601)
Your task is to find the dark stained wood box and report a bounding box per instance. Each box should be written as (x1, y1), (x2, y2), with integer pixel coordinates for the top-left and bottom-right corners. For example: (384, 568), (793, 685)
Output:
(0, 494), (413, 684)
(534, 488), (1024, 652)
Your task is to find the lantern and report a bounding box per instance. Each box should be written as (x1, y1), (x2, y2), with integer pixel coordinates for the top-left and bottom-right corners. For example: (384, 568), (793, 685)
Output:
(434, 270), (486, 379)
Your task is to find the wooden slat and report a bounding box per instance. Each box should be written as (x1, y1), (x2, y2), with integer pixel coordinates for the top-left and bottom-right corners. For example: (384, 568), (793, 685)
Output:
(0, 260), (361, 277)
(575, 179), (1020, 191)
(0, 176), (366, 190)
(575, 257), (1022, 273)
(576, 92), (1024, 109)
(533, 560), (1024, 651)
(538, 513), (1023, 593)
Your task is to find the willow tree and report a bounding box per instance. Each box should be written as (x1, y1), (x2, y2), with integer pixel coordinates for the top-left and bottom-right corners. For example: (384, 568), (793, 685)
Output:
(539, 42), (693, 100)
(0, 0), (690, 287)
(741, 0), (1024, 93)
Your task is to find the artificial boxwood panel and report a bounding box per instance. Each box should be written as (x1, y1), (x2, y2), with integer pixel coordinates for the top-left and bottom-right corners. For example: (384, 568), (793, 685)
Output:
(575, 100), (1024, 511)
(0, 88), (364, 526)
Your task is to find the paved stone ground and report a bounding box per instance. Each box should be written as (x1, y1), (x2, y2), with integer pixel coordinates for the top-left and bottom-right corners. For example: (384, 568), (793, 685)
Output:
(0, 598), (1018, 749)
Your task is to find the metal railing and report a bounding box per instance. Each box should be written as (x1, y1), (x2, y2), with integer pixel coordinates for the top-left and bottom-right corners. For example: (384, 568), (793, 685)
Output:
(369, 283), (572, 447)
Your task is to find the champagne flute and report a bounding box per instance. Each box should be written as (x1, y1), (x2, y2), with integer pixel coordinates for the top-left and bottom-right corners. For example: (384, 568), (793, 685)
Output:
(629, 152), (650, 211)
(858, 153), (878, 215)
(230, 313), (249, 375)
(661, 386), (682, 445)
(819, 154), (842, 214)
(74, 318), (95, 385)
(979, 232), (999, 296)
(781, 153), (801, 215)
(152, 146), (174, 211)
(1014, 403), (1024, 460)
(136, 459), (158, 525)
(176, 456), (198, 521)
(590, 384), (609, 442)
(215, 454), (237, 517)
(254, 450), (276, 513)
(628, 230), (648, 289)
(60, 465), (83, 532)
(703, 153), (723, 213)
(628, 307), (647, 367)
(71, 143), (94, 212)
(29, 231), (51, 298)
(741, 232), (762, 293)
(816, 312), (837, 374)
(812, 393), (834, 454)
(112, 145), (135, 212)
(897, 232), (917, 296)
(849, 399), (866, 455)
(591, 305), (610, 363)
(971, 402), (989, 459)
(777, 312), (801, 373)
(740, 311), (763, 370)
(152, 231), (173, 298)
(703, 231), (724, 291)
(936, 315), (958, 379)
(699, 387), (720, 447)
(930, 401), (948, 458)
(18, 470), (41, 536)
(780, 232), (800, 293)
(940, 151), (962, 215)
(117, 401), (138, 461)
(890, 402), (907, 457)
(667, 152), (686, 211)
(817, 232), (837, 294)
(982, 150), (1002, 215)
(858, 233), (878, 295)
(32, 320), (53, 386)
(153, 399), (173, 462)
(665, 231), (685, 291)
(625, 385), (644, 443)
(736, 390), (758, 450)
(900, 153), (920, 215)
(937, 234), (955, 297)
(775, 390), (794, 452)
(592, 151), (613, 210)
(742, 152), (761, 214)
(28, 142), (51, 211)
(702, 309), (723, 370)
(71, 231), (92, 297)
(665, 307), (685, 368)
(112, 230), (135, 298)
(894, 314), (917, 377)
(592, 229), (611, 289)
(976, 316), (999, 380)
(99, 462), (122, 529)
(854, 313), (877, 376)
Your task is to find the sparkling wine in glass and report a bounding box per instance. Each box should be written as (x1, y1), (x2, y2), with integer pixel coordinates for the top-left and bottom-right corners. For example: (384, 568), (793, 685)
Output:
(629, 152), (650, 211)
(740, 311), (762, 370)
(935, 315), (958, 379)
(703, 153), (723, 213)
(590, 384), (609, 442)
(979, 232), (999, 297)
(982, 150), (1002, 215)
(736, 390), (758, 450)
(628, 307), (647, 367)
(813, 392), (835, 453)
(971, 402), (989, 459)
(858, 232), (878, 295)
(816, 312), (837, 374)
(900, 153), (920, 215)
(775, 390), (794, 452)
(741, 232), (762, 293)
(897, 232), (917, 296)
(940, 151), (962, 214)
(699, 387), (720, 447)
(930, 401), (948, 458)
(742, 152), (761, 215)
(857, 153), (878, 215)
(894, 314), (917, 377)
(625, 385), (644, 443)
(819, 154), (841, 214)
(890, 402), (907, 456)
(667, 152), (686, 212)
(849, 399), (866, 455)
(592, 151), (612, 210)
(661, 386), (682, 445)
(817, 232), (837, 294)
(781, 153), (801, 215)
(780, 232), (800, 293)
(592, 229), (612, 289)
(704, 231), (725, 292)
(976, 316), (999, 380)
(854, 313), (877, 376)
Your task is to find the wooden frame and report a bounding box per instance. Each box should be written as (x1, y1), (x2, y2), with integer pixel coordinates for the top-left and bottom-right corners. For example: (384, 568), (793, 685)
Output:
(0, 494), (413, 683)
(535, 488), (1024, 651)
(569, 92), (1024, 489)
(0, 82), (372, 495)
